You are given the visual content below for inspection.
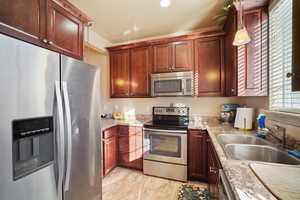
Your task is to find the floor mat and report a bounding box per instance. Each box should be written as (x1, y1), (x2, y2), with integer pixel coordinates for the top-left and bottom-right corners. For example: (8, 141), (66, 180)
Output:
(177, 184), (210, 200)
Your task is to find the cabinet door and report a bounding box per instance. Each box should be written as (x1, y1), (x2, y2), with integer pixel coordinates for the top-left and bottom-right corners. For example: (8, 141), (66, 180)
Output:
(110, 50), (130, 97)
(130, 47), (152, 97)
(195, 37), (225, 97)
(103, 136), (117, 176)
(224, 9), (238, 96)
(0, 0), (46, 46)
(188, 130), (207, 180)
(173, 41), (193, 72)
(47, 0), (84, 59)
(237, 8), (268, 96)
(207, 140), (220, 199)
(153, 43), (173, 73)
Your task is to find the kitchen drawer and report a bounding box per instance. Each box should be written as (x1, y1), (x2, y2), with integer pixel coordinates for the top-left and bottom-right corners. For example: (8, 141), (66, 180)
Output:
(189, 130), (207, 135)
(103, 126), (118, 139)
(119, 125), (136, 135)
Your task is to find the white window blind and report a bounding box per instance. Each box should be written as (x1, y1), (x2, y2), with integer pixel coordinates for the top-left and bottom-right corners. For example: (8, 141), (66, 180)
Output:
(269, 0), (300, 112)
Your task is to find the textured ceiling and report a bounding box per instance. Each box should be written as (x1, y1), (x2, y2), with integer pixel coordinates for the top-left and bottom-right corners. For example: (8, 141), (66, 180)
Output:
(69, 0), (225, 43)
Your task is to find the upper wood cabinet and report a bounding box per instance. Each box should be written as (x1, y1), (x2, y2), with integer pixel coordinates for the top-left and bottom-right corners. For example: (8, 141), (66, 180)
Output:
(110, 47), (151, 98)
(0, 0), (46, 45)
(130, 47), (152, 97)
(194, 36), (225, 97)
(173, 41), (194, 72)
(0, 0), (86, 60)
(153, 40), (193, 73)
(224, 7), (268, 96)
(110, 50), (130, 98)
(224, 9), (238, 97)
(153, 43), (173, 73)
(188, 130), (208, 181)
(47, 0), (84, 59)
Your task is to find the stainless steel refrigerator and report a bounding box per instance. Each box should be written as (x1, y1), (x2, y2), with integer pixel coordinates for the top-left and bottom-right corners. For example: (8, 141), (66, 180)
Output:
(0, 34), (102, 200)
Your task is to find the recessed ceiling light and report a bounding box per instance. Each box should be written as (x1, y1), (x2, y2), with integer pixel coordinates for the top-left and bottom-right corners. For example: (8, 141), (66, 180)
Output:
(160, 0), (171, 8)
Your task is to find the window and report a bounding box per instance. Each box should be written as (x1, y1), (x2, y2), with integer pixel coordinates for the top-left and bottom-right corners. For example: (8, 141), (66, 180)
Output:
(269, 0), (300, 112)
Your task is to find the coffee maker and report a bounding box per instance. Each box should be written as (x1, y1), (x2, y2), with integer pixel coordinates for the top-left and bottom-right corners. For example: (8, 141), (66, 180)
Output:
(219, 104), (240, 125)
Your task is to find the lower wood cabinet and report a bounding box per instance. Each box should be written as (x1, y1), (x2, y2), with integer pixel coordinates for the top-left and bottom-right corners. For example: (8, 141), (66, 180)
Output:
(188, 130), (208, 181)
(102, 125), (143, 176)
(103, 126), (118, 177)
(118, 125), (143, 170)
(207, 138), (222, 199)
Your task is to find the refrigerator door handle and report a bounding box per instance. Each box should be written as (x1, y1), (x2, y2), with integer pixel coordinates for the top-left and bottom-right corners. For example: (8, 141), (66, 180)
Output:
(62, 81), (72, 192)
(55, 81), (65, 200)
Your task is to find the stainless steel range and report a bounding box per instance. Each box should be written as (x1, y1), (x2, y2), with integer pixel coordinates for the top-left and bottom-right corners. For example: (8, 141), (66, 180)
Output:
(143, 106), (189, 181)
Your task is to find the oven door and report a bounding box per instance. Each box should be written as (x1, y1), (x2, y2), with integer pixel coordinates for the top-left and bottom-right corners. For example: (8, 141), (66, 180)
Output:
(143, 128), (187, 165)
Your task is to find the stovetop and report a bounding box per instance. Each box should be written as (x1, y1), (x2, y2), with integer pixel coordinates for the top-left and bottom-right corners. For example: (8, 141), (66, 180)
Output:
(143, 120), (188, 131)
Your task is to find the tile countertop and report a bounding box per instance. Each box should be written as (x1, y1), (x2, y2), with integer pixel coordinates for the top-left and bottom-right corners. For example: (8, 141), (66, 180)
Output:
(100, 115), (152, 132)
(100, 116), (294, 200)
(191, 117), (278, 200)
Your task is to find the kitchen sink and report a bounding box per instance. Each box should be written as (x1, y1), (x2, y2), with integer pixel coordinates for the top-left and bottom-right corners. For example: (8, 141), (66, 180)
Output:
(225, 144), (300, 165)
(218, 134), (272, 146)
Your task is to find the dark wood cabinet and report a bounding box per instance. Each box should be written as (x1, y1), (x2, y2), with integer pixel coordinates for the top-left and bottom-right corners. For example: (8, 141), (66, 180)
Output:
(118, 125), (143, 170)
(224, 7), (268, 96)
(153, 40), (193, 73)
(0, 0), (46, 46)
(173, 41), (193, 72)
(224, 9), (238, 97)
(110, 50), (130, 98)
(103, 126), (118, 177)
(207, 139), (221, 199)
(152, 43), (173, 73)
(194, 37), (225, 97)
(130, 47), (152, 97)
(0, 0), (85, 60)
(188, 130), (208, 181)
(47, 0), (84, 59)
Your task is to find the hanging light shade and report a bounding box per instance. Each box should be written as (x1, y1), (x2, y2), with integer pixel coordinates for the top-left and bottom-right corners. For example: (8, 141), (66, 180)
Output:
(232, 0), (251, 46)
(233, 27), (251, 46)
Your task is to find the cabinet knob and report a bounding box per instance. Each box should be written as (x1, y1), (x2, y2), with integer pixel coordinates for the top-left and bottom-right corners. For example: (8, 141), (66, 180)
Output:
(210, 167), (218, 174)
(286, 72), (296, 78)
(42, 39), (48, 44)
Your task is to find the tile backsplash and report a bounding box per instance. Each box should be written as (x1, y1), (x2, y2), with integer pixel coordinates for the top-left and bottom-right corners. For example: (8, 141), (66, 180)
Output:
(266, 111), (300, 151)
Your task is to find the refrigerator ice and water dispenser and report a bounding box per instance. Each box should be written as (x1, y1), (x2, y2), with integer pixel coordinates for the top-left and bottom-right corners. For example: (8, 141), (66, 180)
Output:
(12, 117), (54, 180)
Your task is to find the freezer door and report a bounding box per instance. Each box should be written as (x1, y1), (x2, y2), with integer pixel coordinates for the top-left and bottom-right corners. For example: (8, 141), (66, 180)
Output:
(61, 55), (101, 200)
(0, 34), (59, 200)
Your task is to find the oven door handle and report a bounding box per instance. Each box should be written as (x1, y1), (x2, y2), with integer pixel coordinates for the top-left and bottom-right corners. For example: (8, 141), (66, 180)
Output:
(143, 128), (187, 134)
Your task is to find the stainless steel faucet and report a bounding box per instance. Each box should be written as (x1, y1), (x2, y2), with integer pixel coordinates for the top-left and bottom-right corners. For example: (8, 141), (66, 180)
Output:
(268, 125), (287, 149)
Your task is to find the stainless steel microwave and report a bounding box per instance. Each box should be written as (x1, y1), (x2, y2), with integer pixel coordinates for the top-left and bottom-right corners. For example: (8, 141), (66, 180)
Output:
(151, 71), (193, 97)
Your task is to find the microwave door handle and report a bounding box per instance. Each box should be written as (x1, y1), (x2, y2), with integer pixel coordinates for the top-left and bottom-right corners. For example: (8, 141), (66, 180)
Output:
(54, 81), (65, 200)
(182, 79), (186, 95)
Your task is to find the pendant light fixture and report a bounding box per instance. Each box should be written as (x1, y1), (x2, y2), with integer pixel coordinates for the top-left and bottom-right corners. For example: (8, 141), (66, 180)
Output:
(233, 0), (251, 46)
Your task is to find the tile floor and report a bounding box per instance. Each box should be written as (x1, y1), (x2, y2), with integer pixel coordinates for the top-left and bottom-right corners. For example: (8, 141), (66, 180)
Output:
(102, 167), (208, 200)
